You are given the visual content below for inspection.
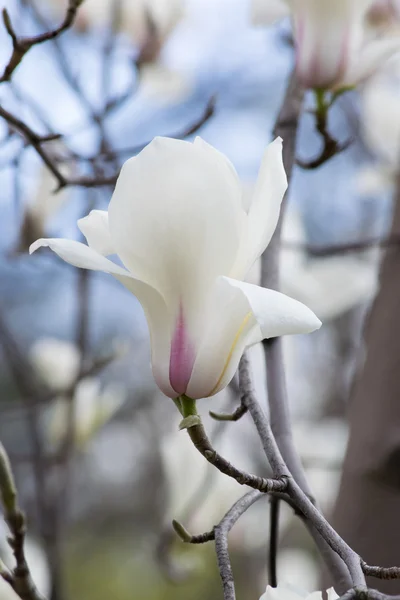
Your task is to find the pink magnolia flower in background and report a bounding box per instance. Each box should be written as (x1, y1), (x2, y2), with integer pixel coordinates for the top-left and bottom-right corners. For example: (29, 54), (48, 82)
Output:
(30, 137), (321, 400)
(252, 0), (400, 90)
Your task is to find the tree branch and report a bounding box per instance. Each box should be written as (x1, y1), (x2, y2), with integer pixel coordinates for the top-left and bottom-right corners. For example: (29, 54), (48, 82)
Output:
(0, 443), (47, 600)
(0, 1), (83, 83)
(239, 354), (366, 589)
(179, 397), (287, 493)
(261, 69), (353, 592)
(215, 490), (262, 600)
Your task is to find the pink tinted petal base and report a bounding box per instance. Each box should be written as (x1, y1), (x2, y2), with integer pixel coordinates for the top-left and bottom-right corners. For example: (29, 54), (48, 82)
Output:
(169, 303), (196, 395)
(296, 17), (350, 89)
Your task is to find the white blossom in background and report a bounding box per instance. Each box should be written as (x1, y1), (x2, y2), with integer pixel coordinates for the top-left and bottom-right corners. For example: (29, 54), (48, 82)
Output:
(15, 144), (70, 253)
(161, 410), (292, 548)
(46, 0), (189, 102)
(29, 338), (125, 448)
(251, 0), (400, 90)
(29, 337), (80, 392)
(260, 585), (338, 600)
(48, 378), (126, 448)
(277, 548), (319, 592)
(161, 421), (243, 532)
(358, 64), (400, 194)
(30, 136), (321, 400)
(246, 207), (378, 321)
(293, 418), (348, 511)
(74, 0), (183, 45)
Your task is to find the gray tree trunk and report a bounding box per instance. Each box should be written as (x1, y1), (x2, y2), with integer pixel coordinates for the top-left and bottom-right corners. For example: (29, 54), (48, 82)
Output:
(331, 190), (400, 594)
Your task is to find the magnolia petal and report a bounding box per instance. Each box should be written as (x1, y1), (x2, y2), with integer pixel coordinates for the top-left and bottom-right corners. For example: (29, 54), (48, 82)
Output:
(260, 586), (318, 600)
(29, 237), (175, 397)
(29, 238), (130, 276)
(186, 277), (257, 399)
(306, 593), (324, 600)
(347, 37), (400, 86)
(292, 0), (370, 89)
(78, 210), (115, 256)
(232, 138), (287, 279)
(193, 136), (243, 190)
(108, 136), (245, 363)
(224, 277), (322, 339)
(327, 589), (339, 600)
(251, 0), (289, 25)
(187, 276), (321, 399)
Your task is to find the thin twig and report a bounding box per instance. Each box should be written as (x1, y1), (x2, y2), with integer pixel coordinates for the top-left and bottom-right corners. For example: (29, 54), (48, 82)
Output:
(268, 496), (280, 587)
(180, 400), (287, 493)
(214, 490), (262, 600)
(297, 92), (352, 169)
(0, 443), (46, 600)
(0, 1), (83, 82)
(361, 562), (400, 581)
(284, 235), (400, 258)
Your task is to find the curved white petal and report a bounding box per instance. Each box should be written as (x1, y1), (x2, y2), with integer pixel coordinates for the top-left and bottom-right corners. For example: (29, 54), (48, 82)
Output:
(260, 585), (313, 600)
(345, 37), (400, 86)
(187, 277), (257, 398)
(78, 210), (114, 256)
(251, 0), (290, 25)
(29, 238), (130, 276)
(225, 277), (322, 338)
(193, 136), (243, 189)
(232, 138), (287, 279)
(108, 136), (245, 393)
(187, 277), (321, 399)
(29, 237), (175, 397)
(362, 80), (400, 165)
(326, 589), (339, 600)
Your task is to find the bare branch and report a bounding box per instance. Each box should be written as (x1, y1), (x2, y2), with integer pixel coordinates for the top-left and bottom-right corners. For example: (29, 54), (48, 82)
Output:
(239, 354), (366, 589)
(0, 1), (83, 83)
(214, 490), (262, 600)
(0, 443), (46, 600)
(268, 496), (280, 587)
(284, 235), (400, 258)
(297, 91), (352, 170)
(361, 562), (400, 581)
(179, 396), (287, 493)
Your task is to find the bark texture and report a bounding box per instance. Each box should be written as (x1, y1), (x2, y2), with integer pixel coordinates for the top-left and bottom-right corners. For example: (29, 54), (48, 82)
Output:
(332, 188), (400, 594)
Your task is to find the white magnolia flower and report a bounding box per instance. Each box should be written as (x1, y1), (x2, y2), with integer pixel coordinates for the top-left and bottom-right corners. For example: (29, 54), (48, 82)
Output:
(16, 145), (70, 253)
(71, 0), (183, 46)
(48, 378), (126, 448)
(260, 585), (338, 600)
(358, 63), (400, 193)
(251, 0), (400, 90)
(46, 0), (188, 102)
(161, 423), (243, 531)
(277, 549), (319, 592)
(29, 337), (81, 392)
(30, 136), (321, 400)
